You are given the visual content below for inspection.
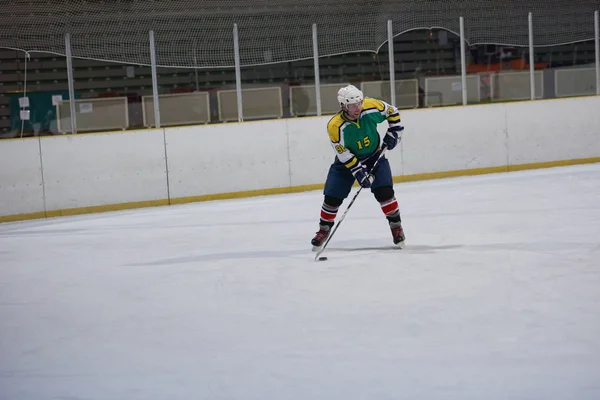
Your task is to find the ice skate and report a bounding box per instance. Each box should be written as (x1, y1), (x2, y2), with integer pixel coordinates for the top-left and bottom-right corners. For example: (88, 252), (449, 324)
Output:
(311, 224), (331, 251)
(389, 221), (405, 248)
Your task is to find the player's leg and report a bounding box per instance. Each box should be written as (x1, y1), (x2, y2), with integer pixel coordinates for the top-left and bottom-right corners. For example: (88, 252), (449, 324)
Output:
(371, 158), (405, 247)
(311, 160), (354, 249)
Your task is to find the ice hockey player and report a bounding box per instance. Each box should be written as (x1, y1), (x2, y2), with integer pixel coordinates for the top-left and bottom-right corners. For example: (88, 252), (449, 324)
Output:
(311, 84), (405, 250)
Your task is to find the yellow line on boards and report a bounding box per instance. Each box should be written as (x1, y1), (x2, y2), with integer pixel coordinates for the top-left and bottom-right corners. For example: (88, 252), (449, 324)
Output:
(44, 199), (170, 218)
(169, 184), (325, 205)
(0, 211), (47, 223)
(394, 165), (509, 183)
(507, 157), (600, 172)
(1, 157), (599, 223)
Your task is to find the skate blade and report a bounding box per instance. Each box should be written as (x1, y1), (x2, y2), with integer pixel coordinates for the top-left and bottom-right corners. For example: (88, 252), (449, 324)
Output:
(396, 241), (405, 249)
(312, 245), (322, 252)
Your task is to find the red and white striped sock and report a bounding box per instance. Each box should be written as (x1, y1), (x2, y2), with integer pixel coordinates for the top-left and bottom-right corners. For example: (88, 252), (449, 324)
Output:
(320, 202), (339, 225)
(380, 197), (400, 222)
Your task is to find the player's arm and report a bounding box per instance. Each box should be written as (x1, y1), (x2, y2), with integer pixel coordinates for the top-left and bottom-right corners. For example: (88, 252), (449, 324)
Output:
(366, 98), (404, 150)
(327, 120), (358, 169)
(364, 97), (404, 132)
(383, 102), (403, 135)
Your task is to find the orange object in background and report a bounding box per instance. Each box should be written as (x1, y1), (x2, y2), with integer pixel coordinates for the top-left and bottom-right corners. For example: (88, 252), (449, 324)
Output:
(468, 56), (547, 73)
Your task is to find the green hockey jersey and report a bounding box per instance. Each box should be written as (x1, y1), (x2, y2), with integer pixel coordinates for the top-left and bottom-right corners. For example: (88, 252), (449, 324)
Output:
(327, 97), (402, 169)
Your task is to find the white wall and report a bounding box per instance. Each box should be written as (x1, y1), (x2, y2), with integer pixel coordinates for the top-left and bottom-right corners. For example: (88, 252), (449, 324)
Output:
(505, 97), (600, 165)
(1, 96), (599, 219)
(286, 117), (335, 187)
(0, 139), (45, 216)
(401, 104), (508, 174)
(165, 121), (290, 198)
(40, 129), (168, 211)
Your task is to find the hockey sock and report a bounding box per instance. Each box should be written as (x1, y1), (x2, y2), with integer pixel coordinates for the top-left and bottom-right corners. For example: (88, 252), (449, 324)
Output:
(380, 197), (401, 223)
(319, 202), (338, 227)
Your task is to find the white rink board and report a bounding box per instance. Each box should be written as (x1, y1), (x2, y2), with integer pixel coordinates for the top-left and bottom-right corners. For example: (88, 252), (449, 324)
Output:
(165, 120), (290, 198)
(377, 122), (404, 175)
(401, 105), (508, 175)
(286, 117), (335, 187)
(2, 96), (600, 220)
(0, 139), (45, 216)
(40, 130), (168, 210)
(506, 97), (600, 166)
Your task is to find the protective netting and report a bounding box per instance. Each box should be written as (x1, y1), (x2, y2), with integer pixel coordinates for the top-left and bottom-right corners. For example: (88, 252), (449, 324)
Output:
(0, 0), (597, 68)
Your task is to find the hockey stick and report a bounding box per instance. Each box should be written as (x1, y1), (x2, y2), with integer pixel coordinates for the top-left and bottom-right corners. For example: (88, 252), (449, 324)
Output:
(314, 145), (388, 261)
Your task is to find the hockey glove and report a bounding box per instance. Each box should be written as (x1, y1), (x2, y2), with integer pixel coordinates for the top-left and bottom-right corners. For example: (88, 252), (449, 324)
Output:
(350, 162), (374, 188)
(383, 125), (404, 150)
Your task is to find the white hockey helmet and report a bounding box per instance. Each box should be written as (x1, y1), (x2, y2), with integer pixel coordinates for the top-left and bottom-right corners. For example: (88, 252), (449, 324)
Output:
(337, 84), (364, 108)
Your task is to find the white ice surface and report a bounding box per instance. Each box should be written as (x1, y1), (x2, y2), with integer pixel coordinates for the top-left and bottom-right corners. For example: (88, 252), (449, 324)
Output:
(1, 164), (600, 400)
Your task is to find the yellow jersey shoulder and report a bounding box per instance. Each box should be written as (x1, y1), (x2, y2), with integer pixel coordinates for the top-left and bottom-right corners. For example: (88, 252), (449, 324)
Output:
(327, 112), (345, 143)
(363, 97), (385, 112)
